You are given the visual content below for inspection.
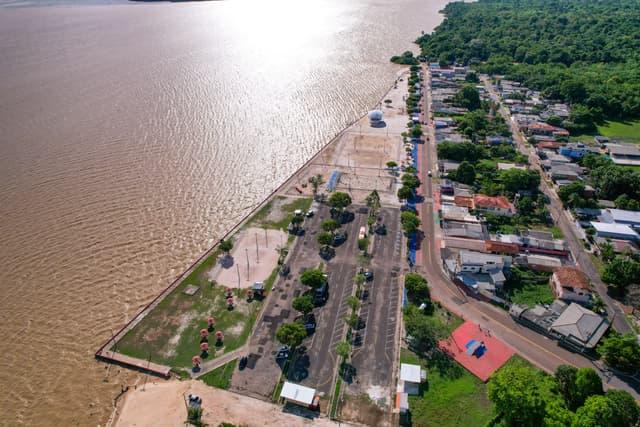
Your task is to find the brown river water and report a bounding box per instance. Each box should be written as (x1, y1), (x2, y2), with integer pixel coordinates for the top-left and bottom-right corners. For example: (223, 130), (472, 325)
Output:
(0, 0), (448, 424)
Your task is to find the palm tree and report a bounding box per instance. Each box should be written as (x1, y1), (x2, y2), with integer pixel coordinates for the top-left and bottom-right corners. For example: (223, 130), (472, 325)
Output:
(309, 174), (325, 199)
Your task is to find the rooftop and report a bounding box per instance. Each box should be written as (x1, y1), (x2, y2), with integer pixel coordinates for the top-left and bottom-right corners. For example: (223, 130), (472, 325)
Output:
(400, 363), (424, 383)
(608, 144), (640, 157)
(550, 303), (610, 349)
(460, 249), (508, 265)
(279, 382), (316, 405)
(591, 222), (640, 238)
(473, 194), (511, 210)
(553, 266), (590, 290)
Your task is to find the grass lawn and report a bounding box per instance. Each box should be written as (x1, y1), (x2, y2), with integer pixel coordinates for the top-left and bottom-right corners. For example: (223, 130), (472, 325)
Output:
(246, 196), (313, 231)
(400, 348), (494, 427)
(501, 268), (554, 308)
(198, 359), (237, 389)
(531, 224), (564, 239)
(597, 120), (640, 142)
(116, 280), (265, 368)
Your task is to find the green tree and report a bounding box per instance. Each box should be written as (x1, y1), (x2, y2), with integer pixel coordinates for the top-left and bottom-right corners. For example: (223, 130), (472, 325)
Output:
(601, 257), (640, 292)
(317, 232), (333, 246)
(555, 365), (579, 410)
(400, 211), (421, 234)
(465, 71), (479, 83)
(452, 85), (481, 110)
(328, 192), (352, 210)
(300, 269), (326, 290)
(501, 169), (540, 194)
(404, 273), (430, 302)
(599, 242), (615, 263)
(488, 365), (549, 427)
(597, 332), (640, 373)
(453, 160), (476, 184)
(401, 173), (421, 189)
(605, 389), (640, 427)
(573, 368), (603, 409)
(308, 174), (325, 199)
(219, 239), (233, 255)
(276, 322), (307, 349)
(573, 395), (615, 427)
(336, 341), (351, 360)
(404, 306), (441, 355)
(365, 190), (381, 216)
(544, 397), (576, 427)
(346, 295), (362, 312)
(292, 295), (314, 315)
(397, 185), (415, 202)
(558, 181), (586, 206)
(322, 219), (341, 234)
(386, 161), (398, 168)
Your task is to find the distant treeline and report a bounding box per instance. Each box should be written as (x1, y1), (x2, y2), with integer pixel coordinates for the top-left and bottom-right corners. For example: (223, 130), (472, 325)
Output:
(417, 0), (640, 129)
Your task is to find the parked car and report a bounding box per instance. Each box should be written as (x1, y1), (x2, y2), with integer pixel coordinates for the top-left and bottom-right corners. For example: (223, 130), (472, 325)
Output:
(295, 313), (316, 334)
(239, 355), (248, 370)
(275, 345), (290, 360)
(313, 281), (329, 306)
(319, 245), (335, 260)
(361, 269), (374, 281)
(332, 232), (347, 246)
(306, 210), (315, 218)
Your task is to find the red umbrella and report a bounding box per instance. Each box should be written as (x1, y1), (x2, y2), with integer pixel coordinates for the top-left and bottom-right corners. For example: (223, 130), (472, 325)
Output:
(200, 342), (209, 352)
(246, 290), (253, 299)
(215, 331), (224, 341)
(192, 356), (202, 366)
(226, 287), (233, 296)
(200, 328), (209, 338)
(227, 297), (234, 307)
(207, 317), (215, 327)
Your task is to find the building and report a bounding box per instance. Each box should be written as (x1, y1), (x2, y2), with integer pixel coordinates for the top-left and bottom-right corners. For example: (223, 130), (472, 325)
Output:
(458, 250), (511, 277)
(607, 144), (640, 166)
(443, 221), (488, 240)
(399, 363), (426, 395)
(279, 382), (317, 408)
(559, 143), (599, 160)
(551, 266), (592, 304)
(472, 194), (516, 217)
(510, 301), (609, 351)
(514, 254), (562, 272)
(549, 303), (610, 350)
(600, 208), (640, 230)
(590, 222), (640, 241)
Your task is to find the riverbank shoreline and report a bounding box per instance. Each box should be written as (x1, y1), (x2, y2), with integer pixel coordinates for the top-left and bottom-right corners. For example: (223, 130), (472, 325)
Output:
(96, 66), (412, 377)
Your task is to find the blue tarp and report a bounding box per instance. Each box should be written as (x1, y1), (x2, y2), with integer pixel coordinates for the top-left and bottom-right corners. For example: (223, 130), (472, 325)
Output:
(326, 170), (340, 191)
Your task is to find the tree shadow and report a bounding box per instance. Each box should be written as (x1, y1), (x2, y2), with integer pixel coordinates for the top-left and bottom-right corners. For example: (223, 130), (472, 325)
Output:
(219, 255), (234, 269)
(429, 349), (464, 380)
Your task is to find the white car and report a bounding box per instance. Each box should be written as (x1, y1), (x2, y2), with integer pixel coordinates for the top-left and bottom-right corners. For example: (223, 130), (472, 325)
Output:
(427, 170), (432, 177)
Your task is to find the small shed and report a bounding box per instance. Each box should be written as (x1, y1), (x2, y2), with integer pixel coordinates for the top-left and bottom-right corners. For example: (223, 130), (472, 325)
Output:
(400, 363), (426, 395)
(279, 382), (316, 407)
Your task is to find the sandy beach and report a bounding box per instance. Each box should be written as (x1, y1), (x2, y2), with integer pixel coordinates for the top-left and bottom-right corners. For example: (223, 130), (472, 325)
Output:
(114, 379), (349, 427)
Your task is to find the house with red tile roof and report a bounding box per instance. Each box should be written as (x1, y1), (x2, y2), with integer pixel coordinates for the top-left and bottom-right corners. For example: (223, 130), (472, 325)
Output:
(472, 194), (516, 217)
(550, 266), (592, 304)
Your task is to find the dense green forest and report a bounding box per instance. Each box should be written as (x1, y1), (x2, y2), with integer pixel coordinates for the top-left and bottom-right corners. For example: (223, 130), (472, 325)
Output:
(417, 0), (640, 129)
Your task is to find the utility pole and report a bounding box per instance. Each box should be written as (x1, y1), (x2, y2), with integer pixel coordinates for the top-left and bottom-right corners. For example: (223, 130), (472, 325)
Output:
(255, 233), (259, 264)
(245, 248), (250, 280)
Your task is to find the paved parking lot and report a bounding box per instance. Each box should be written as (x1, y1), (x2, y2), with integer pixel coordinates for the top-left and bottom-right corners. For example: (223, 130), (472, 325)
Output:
(294, 204), (368, 395)
(347, 208), (402, 405)
(229, 203), (326, 399)
(230, 203), (404, 407)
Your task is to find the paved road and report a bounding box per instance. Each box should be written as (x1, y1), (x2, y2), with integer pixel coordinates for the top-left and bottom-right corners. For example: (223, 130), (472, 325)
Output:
(417, 67), (640, 398)
(481, 77), (632, 335)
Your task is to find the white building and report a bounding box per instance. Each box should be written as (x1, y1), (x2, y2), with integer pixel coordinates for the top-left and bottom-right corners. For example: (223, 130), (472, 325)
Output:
(551, 266), (592, 304)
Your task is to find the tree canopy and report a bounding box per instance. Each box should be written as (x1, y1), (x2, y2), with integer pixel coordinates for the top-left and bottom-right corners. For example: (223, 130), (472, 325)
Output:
(328, 192), (352, 210)
(275, 322), (307, 348)
(300, 269), (326, 289)
(416, 0), (640, 127)
(404, 273), (430, 303)
(292, 295), (314, 315)
(597, 332), (640, 373)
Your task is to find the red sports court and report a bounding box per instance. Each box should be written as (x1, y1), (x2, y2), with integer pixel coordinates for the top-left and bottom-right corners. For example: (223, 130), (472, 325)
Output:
(438, 320), (514, 381)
